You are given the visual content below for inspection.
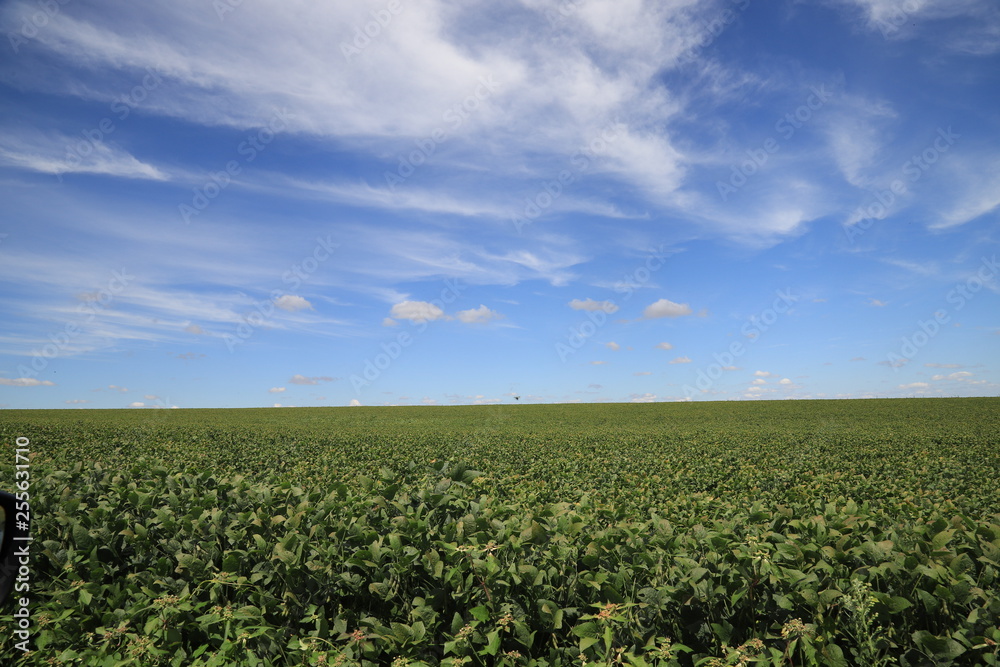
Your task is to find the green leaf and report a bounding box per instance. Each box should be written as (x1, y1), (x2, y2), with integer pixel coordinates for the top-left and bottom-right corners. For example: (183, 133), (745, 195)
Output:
(913, 631), (967, 660)
(573, 621), (599, 639)
(483, 630), (501, 656)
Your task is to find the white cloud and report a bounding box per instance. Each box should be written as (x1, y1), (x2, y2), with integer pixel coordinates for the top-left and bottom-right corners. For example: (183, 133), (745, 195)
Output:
(752, 378), (766, 385)
(630, 393), (657, 403)
(274, 295), (313, 312)
(932, 155), (1000, 228)
(185, 324), (205, 334)
(108, 384), (128, 392)
(669, 356), (691, 364)
(633, 371), (652, 376)
(0, 377), (56, 387)
(925, 363), (963, 368)
(128, 401), (145, 407)
(606, 342), (621, 351)
(643, 299), (692, 319)
(822, 95), (898, 188)
(569, 298), (619, 313)
(268, 387), (286, 393)
(754, 371), (775, 377)
(0, 130), (169, 180)
(931, 371), (973, 381)
(382, 317), (398, 327)
(779, 378), (793, 385)
(289, 374), (334, 385)
(655, 341), (673, 350)
(389, 300), (447, 323)
(348, 399), (362, 406)
(144, 394), (160, 400)
(869, 298), (888, 307)
(898, 382), (929, 390)
(456, 304), (503, 324)
(64, 399), (90, 404)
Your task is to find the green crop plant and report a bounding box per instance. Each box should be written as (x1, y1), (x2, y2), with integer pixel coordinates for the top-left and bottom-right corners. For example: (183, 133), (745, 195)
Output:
(0, 398), (997, 665)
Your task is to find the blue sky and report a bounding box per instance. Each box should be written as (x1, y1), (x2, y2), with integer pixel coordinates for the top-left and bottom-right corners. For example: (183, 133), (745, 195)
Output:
(1, 0), (998, 409)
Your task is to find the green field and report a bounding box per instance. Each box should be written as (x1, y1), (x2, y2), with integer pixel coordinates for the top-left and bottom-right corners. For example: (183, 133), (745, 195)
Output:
(2, 399), (999, 666)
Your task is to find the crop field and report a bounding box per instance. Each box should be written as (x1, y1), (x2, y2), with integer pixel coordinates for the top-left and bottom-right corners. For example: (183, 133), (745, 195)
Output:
(1, 398), (999, 666)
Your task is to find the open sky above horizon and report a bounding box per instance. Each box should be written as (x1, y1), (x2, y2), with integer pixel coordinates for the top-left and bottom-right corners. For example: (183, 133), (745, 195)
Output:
(1, 0), (998, 409)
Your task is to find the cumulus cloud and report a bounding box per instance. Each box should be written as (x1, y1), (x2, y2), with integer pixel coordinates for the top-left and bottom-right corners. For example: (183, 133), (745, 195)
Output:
(349, 399), (362, 406)
(932, 371), (973, 381)
(606, 342), (621, 350)
(185, 324), (205, 334)
(268, 387), (286, 393)
(64, 399), (90, 404)
(633, 371), (652, 376)
(669, 356), (692, 364)
(128, 401), (145, 407)
(655, 341), (673, 350)
(390, 300), (447, 322)
(289, 374), (335, 385)
(569, 298), (619, 313)
(754, 371), (776, 377)
(274, 295), (313, 312)
(898, 382), (929, 390)
(869, 298), (888, 307)
(456, 304), (503, 324)
(643, 299), (692, 319)
(0, 377), (56, 386)
(779, 378), (793, 385)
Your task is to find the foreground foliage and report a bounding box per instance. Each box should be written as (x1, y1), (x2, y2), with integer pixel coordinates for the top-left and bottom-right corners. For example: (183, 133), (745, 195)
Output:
(1, 398), (999, 665)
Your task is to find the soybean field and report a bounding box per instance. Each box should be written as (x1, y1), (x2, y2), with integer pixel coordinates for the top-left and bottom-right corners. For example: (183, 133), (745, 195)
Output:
(1, 398), (998, 666)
